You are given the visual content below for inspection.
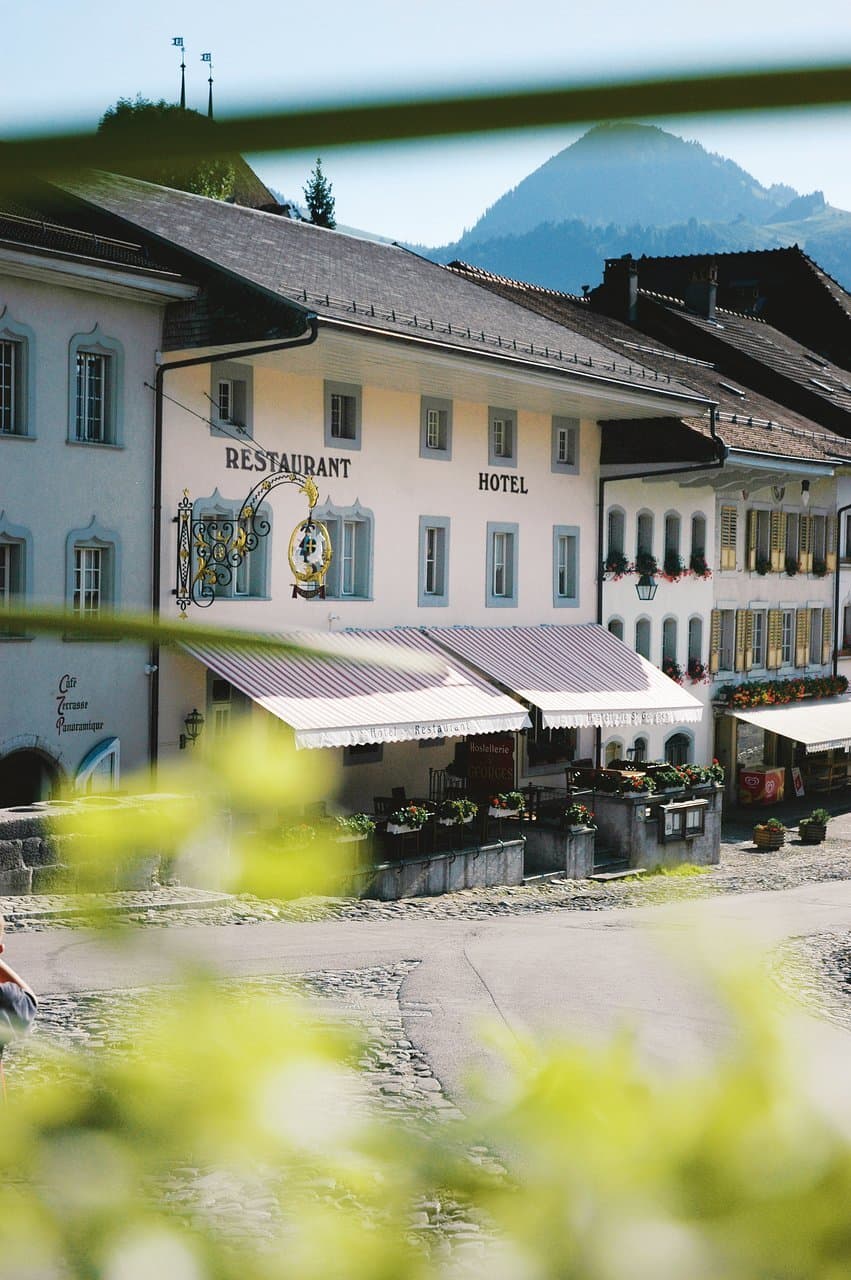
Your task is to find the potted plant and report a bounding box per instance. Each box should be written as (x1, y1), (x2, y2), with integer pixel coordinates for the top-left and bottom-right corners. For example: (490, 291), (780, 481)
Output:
(689, 550), (711, 578)
(387, 803), (431, 834)
(603, 550), (630, 579)
(634, 551), (659, 576)
(618, 773), (656, 796)
(755, 555), (771, 575)
(687, 657), (709, 684)
(282, 822), (317, 850)
(654, 766), (685, 793)
(753, 816), (786, 850)
(662, 658), (684, 684)
(564, 801), (596, 831)
(488, 791), (526, 818)
(812, 557), (828, 577)
(438, 797), (478, 826)
(663, 551), (686, 581)
(335, 813), (376, 842)
(798, 808), (830, 845)
(784, 555), (798, 577)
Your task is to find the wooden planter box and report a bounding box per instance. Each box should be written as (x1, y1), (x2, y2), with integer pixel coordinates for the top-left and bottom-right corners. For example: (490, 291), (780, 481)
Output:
(798, 823), (827, 845)
(753, 826), (786, 850)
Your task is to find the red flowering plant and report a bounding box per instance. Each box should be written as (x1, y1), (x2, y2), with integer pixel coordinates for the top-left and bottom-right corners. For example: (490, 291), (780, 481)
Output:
(718, 675), (848, 709)
(687, 658), (710, 684)
(564, 802), (596, 829)
(689, 551), (712, 579)
(603, 551), (630, 580)
(662, 658), (684, 684)
(661, 552), (686, 582)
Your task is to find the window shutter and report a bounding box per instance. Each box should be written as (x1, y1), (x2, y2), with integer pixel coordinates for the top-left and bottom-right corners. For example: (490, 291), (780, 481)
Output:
(709, 609), (721, 674)
(795, 607), (811, 666)
(720, 506), (737, 571)
(770, 510), (786, 572)
(826, 516), (838, 573)
(746, 510), (757, 572)
(734, 609), (748, 671)
(744, 609), (754, 669)
(766, 609), (783, 669)
(798, 514), (812, 573)
(822, 608), (834, 665)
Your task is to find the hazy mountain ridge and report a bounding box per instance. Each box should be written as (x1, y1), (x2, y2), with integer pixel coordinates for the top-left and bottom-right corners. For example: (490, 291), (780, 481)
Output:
(419, 124), (851, 294)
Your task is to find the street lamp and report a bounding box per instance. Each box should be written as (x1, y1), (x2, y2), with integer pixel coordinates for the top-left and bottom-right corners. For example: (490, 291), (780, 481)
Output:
(179, 708), (205, 749)
(635, 574), (658, 601)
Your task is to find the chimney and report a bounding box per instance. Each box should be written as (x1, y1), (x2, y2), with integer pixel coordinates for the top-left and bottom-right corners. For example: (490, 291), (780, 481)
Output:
(685, 264), (718, 320)
(592, 254), (638, 324)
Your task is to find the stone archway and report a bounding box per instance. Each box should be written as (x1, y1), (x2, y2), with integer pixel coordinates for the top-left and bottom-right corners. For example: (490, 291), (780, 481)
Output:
(0, 748), (61, 807)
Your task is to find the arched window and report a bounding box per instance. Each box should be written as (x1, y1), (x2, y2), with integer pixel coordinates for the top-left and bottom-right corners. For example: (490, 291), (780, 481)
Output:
(607, 617), (624, 641)
(635, 617), (651, 659)
(313, 499), (375, 600)
(665, 732), (692, 765)
(632, 736), (648, 763)
(636, 511), (654, 559)
(664, 513), (681, 558)
(192, 491), (270, 600)
(0, 510), (32, 637)
(607, 508), (625, 558)
(688, 616), (703, 663)
(691, 513), (706, 560)
(605, 740), (623, 766)
(662, 617), (678, 665)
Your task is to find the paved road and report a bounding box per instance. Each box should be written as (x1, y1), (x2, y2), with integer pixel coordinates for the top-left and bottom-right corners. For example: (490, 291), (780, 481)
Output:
(11, 879), (851, 1109)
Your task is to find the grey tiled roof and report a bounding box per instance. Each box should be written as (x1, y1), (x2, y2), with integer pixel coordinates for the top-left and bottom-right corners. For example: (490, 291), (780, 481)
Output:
(0, 202), (177, 275)
(57, 171), (708, 405)
(449, 261), (851, 465)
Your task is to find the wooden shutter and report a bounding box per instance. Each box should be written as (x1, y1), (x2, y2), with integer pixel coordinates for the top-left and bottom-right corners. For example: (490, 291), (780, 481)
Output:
(744, 609), (754, 669)
(709, 609), (721, 674)
(795, 607), (811, 666)
(770, 510), (787, 572)
(798, 513), (812, 574)
(822, 607), (834, 664)
(734, 609), (748, 671)
(766, 609), (783, 669)
(826, 516), (838, 573)
(746, 510), (757, 571)
(719, 506), (737, 571)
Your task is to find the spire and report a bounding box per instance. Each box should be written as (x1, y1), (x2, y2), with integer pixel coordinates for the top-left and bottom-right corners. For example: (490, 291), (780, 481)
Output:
(201, 52), (213, 119)
(172, 36), (186, 109)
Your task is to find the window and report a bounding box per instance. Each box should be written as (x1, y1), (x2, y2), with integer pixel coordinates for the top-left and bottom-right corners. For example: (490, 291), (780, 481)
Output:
(781, 608), (795, 666)
(662, 617), (677, 665)
(687, 616), (703, 664)
(343, 743), (383, 766)
(418, 516), (450, 607)
(551, 416), (579, 473)
(636, 511), (654, 559)
(607, 508), (625, 558)
(608, 617), (624, 641)
(810, 608), (824, 665)
(65, 518), (119, 626)
(0, 312), (34, 437)
(420, 397), (452, 459)
(75, 738), (120, 793)
(324, 381), (361, 450)
(659, 798), (707, 842)
(719, 609), (735, 671)
(635, 617), (651, 659)
(664, 513), (681, 559)
(811, 514), (827, 571)
(632, 737), (648, 764)
(844, 513), (851, 562)
(210, 362), (253, 437)
(751, 609), (766, 667)
(195, 496), (270, 600)
(690, 513), (706, 561)
(719, 505), (737, 570)
(0, 515), (30, 638)
(553, 525), (579, 607)
(843, 604), (851, 652)
(605, 740), (623, 766)
(664, 732), (692, 765)
(488, 407), (517, 466)
(314, 500), (374, 600)
(746, 508), (771, 571)
(68, 327), (123, 446)
(527, 707), (576, 770)
(207, 675), (248, 736)
(487, 522), (518, 607)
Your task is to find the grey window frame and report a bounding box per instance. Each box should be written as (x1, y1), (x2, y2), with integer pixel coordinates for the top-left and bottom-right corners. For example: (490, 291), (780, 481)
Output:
(193, 489), (271, 601)
(781, 607), (795, 666)
(751, 607), (767, 668)
(68, 326), (124, 447)
(324, 380), (362, 451)
(662, 616), (678, 665)
(313, 499), (374, 600)
(0, 312), (35, 438)
(607, 507), (626, 558)
(419, 396), (452, 460)
(0, 512), (32, 640)
(65, 516), (121, 634)
(209, 361), (253, 439)
(551, 416), (579, 474)
(719, 608), (735, 671)
(486, 521), (519, 608)
(687, 615), (703, 664)
(488, 407), (517, 467)
(418, 516), (450, 607)
(607, 616), (624, 641)
(552, 524), (580, 608)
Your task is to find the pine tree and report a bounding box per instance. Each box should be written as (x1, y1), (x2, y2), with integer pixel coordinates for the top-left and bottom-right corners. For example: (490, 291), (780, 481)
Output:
(303, 158), (336, 229)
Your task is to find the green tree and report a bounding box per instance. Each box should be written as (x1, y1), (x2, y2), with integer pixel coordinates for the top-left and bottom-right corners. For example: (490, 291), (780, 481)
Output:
(97, 96), (236, 200)
(303, 157), (336, 228)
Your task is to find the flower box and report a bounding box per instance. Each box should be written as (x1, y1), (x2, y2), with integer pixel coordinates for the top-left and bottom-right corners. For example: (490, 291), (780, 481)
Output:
(439, 815), (474, 827)
(488, 806), (520, 819)
(753, 824), (786, 850)
(798, 823), (827, 845)
(387, 822), (422, 835)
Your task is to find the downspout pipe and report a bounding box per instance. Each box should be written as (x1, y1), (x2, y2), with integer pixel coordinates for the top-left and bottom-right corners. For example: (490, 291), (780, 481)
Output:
(833, 500), (851, 679)
(148, 318), (319, 776)
(593, 409), (727, 765)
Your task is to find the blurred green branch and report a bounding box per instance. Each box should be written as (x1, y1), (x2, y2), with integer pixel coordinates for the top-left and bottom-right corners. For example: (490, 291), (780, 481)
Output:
(1, 63), (850, 194)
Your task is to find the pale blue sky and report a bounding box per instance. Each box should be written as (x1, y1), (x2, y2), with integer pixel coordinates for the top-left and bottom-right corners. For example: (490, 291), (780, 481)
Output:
(4, 0), (851, 244)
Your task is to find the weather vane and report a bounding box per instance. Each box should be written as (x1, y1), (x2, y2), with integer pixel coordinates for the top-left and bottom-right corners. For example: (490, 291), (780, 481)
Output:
(201, 52), (214, 119)
(172, 36), (186, 110)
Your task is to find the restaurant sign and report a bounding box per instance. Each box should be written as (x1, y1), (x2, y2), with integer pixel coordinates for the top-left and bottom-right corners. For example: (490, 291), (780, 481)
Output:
(55, 673), (104, 738)
(465, 734), (516, 796)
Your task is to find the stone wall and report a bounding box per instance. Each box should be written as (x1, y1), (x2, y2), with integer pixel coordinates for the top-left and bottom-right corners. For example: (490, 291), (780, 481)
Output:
(523, 824), (596, 877)
(594, 787), (722, 871)
(351, 839), (525, 901)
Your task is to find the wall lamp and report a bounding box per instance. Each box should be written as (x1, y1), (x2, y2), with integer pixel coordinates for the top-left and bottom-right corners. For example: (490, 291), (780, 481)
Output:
(635, 574), (658, 602)
(179, 708), (205, 749)
(801, 479), (811, 508)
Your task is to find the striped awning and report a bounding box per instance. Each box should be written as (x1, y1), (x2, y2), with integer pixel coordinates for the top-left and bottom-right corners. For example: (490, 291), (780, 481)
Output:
(727, 696), (851, 754)
(426, 623), (704, 729)
(183, 628), (531, 749)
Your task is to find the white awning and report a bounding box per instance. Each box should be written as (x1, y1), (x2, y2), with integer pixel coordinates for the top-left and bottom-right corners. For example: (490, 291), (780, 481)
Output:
(426, 623), (704, 729)
(727, 696), (851, 753)
(183, 628), (531, 749)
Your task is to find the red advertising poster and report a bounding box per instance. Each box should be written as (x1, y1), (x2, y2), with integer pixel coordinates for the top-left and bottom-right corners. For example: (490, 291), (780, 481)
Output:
(465, 735), (516, 797)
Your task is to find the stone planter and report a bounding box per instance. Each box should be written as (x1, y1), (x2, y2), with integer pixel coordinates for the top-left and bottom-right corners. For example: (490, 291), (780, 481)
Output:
(798, 823), (827, 845)
(753, 826), (786, 851)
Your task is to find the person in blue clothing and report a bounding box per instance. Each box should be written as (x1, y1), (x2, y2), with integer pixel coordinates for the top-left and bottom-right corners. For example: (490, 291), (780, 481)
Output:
(0, 914), (37, 1069)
